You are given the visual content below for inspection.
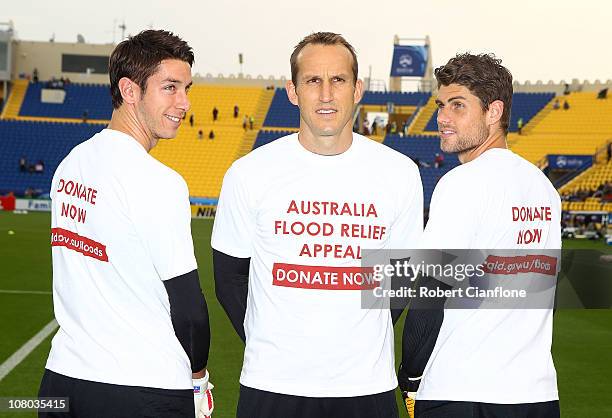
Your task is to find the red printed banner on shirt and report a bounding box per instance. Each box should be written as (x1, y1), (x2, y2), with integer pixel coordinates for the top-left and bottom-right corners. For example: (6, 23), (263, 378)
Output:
(51, 227), (109, 262)
(482, 254), (557, 276)
(272, 263), (377, 290)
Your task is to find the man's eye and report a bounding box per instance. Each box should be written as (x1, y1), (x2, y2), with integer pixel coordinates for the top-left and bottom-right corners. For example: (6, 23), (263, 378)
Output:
(165, 85), (176, 91)
(333, 77), (345, 83)
(307, 79), (319, 84)
(453, 102), (464, 109)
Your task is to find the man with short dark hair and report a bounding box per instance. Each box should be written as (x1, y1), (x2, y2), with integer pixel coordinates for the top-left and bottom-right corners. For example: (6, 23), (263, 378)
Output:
(213, 32), (423, 418)
(399, 53), (560, 418)
(39, 30), (213, 418)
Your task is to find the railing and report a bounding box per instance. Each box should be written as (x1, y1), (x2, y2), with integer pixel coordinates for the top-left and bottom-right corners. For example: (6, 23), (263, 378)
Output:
(536, 155), (548, 170)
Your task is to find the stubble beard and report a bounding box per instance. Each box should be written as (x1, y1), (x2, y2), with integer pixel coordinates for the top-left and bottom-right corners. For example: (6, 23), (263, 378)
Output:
(440, 120), (489, 154)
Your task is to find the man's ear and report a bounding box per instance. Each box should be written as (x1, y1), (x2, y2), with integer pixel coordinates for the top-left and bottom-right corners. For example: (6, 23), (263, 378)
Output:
(487, 99), (504, 127)
(118, 77), (140, 105)
(286, 80), (298, 106)
(353, 78), (364, 104)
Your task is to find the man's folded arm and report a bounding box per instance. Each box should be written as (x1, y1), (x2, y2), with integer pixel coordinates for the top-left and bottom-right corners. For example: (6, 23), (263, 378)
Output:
(163, 269), (210, 373)
(213, 249), (249, 343)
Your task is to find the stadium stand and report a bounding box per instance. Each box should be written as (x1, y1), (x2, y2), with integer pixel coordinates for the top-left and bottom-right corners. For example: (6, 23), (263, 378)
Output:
(1, 79), (28, 119)
(20, 82), (112, 120)
(558, 156), (612, 213)
(407, 97), (438, 135)
(150, 84), (266, 198)
(510, 92), (612, 164)
(263, 88), (299, 128)
(361, 91), (429, 106)
(423, 92), (555, 133)
(383, 135), (459, 206)
(1, 76), (609, 210)
(0, 120), (100, 194)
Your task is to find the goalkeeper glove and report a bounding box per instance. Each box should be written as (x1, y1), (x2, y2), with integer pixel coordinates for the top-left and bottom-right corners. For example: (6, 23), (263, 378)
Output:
(193, 371), (214, 418)
(399, 375), (421, 418)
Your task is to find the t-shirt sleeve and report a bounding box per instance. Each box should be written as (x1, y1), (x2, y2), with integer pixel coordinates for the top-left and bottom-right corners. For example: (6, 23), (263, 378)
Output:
(387, 162), (424, 248)
(132, 173), (197, 281)
(211, 163), (255, 258)
(420, 171), (479, 249)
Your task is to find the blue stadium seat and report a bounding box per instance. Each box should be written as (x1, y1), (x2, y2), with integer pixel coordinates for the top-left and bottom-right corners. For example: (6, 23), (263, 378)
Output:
(0, 120), (102, 194)
(383, 135), (460, 207)
(424, 92), (555, 132)
(253, 130), (295, 149)
(263, 89), (299, 128)
(20, 82), (112, 120)
(361, 91), (430, 106)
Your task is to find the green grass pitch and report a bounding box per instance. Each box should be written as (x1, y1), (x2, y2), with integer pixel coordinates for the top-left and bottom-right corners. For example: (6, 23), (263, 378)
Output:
(0, 212), (610, 417)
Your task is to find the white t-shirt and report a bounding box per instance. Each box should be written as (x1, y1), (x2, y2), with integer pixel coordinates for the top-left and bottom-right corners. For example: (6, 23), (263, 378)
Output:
(211, 133), (423, 397)
(46, 129), (197, 390)
(416, 148), (561, 404)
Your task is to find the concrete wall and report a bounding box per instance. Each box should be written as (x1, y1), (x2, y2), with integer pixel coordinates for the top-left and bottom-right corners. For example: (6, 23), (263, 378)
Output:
(12, 40), (114, 84)
(193, 73), (286, 88)
(513, 79), (611, 94)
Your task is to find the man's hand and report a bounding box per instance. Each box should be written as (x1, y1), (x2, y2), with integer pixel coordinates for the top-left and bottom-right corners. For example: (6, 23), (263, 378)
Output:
(193, 371), (214, 418)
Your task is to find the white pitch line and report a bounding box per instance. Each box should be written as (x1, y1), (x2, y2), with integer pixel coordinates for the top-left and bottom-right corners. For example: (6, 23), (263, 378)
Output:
(0, 289), (52, 295)
(0, 319), (58, 381)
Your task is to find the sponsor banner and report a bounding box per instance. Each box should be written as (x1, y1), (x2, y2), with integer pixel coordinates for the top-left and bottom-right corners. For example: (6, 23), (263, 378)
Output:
(548, 154), (592, 169)
(390, 45), (427, 77)
(272, 263), (377, 290)
(51, 227), (108, 262)
(16, 198), (52, 212)
(191, 204), (216, 218)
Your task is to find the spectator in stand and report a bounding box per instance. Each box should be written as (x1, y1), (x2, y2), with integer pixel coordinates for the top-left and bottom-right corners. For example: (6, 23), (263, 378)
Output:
(563, 100), (570, 110)
(234, 105), (239, 118)
(517, 117), (524, 135)
(209, 130), (215, 140)
(189, 114), (194, 127)
(35, 160), (44, 173)
(19, 156), (27, 172)
(371, 119), (378, 135)
(434, 152), (444, 168)
(82, 110), (89, 123)
(553, 99), (560, 110)
(198, 129), (204, 140)
(563, 83), (570, 95)
(213, 107), (219, 121)
(362, 118), (370, 135)
(390, 121), (397, 134)
(597, 88), (607, 99)
(249, 115), (255, 130)
(243, 115), (248, 131)
(33, 68), (39, 83)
